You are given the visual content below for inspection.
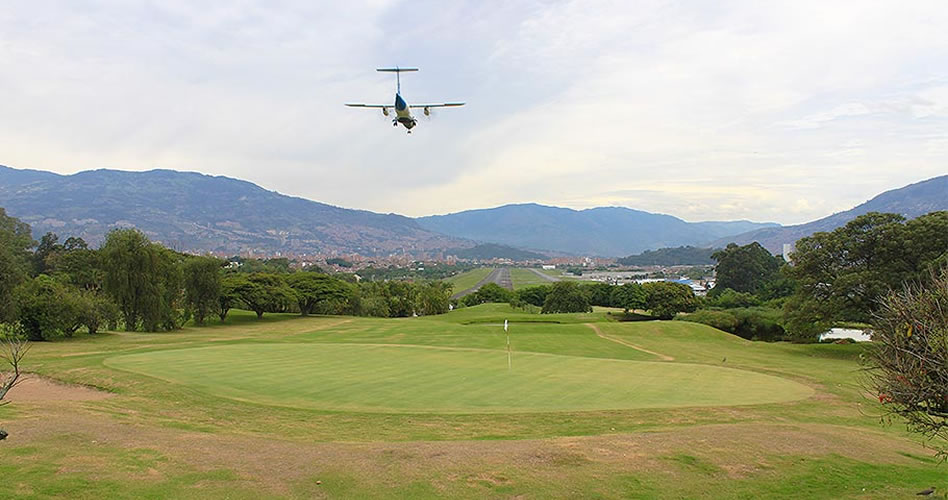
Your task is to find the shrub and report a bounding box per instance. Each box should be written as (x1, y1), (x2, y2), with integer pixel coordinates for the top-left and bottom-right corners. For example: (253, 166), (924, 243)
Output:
(729, 307), (785, 341)
(864, 267), (948, 458)
(676, 310), (738, 332)
(709, 288), (760, 308)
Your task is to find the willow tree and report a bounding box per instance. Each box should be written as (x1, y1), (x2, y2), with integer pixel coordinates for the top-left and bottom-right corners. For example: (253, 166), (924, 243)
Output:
(183, 256), (223, 325)
(101, 229), (183, 331)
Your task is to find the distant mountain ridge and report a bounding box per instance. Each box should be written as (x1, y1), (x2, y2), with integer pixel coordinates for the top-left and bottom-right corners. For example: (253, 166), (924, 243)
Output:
(417, 204), (778, 257)
(0, 165), (470, 256)
(713, 175), (948, 254)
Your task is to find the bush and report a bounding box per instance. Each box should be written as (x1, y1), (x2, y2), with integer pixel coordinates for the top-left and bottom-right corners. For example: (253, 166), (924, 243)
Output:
(14, 275), (82, 341)
(676, 307), (786, 341)
(729, 307), (785, 341)
(709, 288), (760, 308)
(865, 267), (948, 458)
(676, 310), (738, 332)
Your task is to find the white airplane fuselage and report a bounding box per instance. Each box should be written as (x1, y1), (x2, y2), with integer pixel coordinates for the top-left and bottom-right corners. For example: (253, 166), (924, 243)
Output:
(393, 93), (417, 130)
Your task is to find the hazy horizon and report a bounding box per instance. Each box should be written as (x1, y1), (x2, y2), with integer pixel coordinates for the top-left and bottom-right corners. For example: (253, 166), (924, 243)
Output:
(2, 1), (946, 224)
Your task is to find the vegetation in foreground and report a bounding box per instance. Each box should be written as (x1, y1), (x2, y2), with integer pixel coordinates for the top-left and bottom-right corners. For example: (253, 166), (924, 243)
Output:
(0, 303), (944, 498)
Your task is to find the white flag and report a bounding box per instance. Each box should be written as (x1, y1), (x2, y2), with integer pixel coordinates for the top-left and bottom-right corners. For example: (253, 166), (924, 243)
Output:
(504, 319), (508, 332)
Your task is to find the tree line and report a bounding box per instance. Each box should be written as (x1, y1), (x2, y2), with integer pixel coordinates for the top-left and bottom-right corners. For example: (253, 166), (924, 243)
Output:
(677, 211), (947, 342)
(459, 280), (699, 319)
(0, 210), (453, 341)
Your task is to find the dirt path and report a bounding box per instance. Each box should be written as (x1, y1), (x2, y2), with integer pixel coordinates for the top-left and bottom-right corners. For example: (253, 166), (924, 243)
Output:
(4, 376), (113, 402)
(585, 323), (675, 361)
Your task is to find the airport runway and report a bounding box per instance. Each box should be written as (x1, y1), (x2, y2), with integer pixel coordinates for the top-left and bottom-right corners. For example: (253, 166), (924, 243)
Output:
(451, 268), (513, 299)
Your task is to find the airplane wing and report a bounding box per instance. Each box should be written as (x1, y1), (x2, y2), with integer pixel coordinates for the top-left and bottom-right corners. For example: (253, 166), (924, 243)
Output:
(410, 102), (465, 108)
(345, 103), (390, 108)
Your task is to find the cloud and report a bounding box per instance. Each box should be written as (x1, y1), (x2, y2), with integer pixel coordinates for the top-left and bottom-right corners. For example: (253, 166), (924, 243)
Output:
(1, 0), (947, 225)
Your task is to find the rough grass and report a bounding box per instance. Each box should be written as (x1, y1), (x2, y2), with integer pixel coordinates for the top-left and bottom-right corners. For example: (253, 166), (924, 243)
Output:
(509, 268), (557, 289)
(446, 268), (493, 293)
(1, 304), (944, 498)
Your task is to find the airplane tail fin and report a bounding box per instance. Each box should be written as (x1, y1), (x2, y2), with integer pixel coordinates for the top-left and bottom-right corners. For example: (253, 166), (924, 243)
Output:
(377, 67), (418, 72)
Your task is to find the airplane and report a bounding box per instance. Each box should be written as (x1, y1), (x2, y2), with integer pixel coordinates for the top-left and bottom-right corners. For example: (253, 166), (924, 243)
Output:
(345, 67), (465, 133)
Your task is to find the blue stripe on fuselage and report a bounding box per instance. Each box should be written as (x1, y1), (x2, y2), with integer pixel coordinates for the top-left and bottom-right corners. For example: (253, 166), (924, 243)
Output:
(395, 93), (407, 111)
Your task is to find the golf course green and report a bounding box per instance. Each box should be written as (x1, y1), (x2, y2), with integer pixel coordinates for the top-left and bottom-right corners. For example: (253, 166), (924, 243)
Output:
(105, 343), (813, 413)
(4, 304), (944, 498)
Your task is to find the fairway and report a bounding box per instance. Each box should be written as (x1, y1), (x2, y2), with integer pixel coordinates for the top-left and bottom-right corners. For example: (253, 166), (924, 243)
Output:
(6, 305), (945, 499)
(510, 267), (560, 289)
(446, 267), (493, 292)
(106, 343), (813, 413)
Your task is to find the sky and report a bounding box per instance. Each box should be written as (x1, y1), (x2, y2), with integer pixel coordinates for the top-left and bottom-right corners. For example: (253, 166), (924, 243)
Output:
(1, 0), (946, 225)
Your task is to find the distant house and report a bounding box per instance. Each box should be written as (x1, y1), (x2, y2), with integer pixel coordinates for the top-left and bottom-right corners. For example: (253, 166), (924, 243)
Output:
(541, 264), (555, 270)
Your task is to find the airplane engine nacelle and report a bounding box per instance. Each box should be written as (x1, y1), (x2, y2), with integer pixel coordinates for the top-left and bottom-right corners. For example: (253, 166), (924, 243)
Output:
(382, 108), (389, 116)
(424, 107), (431, 116)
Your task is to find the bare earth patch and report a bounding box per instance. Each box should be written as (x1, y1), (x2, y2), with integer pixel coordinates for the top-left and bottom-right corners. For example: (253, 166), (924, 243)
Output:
(4, 375), (112, 402)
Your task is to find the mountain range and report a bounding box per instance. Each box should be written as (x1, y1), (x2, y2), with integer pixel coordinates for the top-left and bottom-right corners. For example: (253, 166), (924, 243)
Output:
(417, 205), (777, 256)
(0, 166), (469, 256)
(714, 175), (947, 254)
(1, 165), (943, 258)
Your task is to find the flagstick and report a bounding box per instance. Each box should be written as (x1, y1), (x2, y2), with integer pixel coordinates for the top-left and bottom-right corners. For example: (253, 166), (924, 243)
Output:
(505, 319), (511, 370)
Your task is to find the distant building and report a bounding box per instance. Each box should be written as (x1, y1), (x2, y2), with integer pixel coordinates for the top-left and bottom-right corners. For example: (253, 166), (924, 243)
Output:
(782, 243), (794, 263)
(541, 264), (555, 270)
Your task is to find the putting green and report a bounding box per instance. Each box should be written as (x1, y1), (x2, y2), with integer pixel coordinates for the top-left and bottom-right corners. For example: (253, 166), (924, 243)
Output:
(106, 344), (813, 413)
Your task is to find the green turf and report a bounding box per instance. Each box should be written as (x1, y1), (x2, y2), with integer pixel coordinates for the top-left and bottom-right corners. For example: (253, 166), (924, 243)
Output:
(509, 268), (558, 289)
(106, 343), (812, 413)
(5, 303), (945, 498)
(446, 267), (493, 292)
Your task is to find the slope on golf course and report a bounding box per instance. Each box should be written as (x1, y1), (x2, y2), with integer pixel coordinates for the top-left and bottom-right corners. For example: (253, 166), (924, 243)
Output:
(105, 343), (813, 413)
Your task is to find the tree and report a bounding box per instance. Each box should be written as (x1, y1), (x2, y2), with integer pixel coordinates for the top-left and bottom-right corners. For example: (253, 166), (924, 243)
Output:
(414, 281), (452, 316)
(611, 283), (647, 313)
(512, 285), (551, 308)
(784, 212), (948, 340)
(0, 245), (25, 323)
(385, 281), (417, 317)
(584, 282), (615, 307)
(14, 275), (82, 341)
(542, 281), (592, 314)
(75, 290), (120, 335)
(0, 209), (33, 322)
(32, 232), (61, 275)
(644, 281), (698, 320)
(461, 283), (513, 307)
(234, 273), (296, 319)
(101, 229), (184, 331)
(183, 257), (223, 325)
(287, 273), (351, 316)
(0, 336), (30, 405)
(47, 244), (103, 291)
(218, 274), (245, 322)
(0, 208), (34, 265)
(711, 242), (782, 296)
(865, 268), (948, 459)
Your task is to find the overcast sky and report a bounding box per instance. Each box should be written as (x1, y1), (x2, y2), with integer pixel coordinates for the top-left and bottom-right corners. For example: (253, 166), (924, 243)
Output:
(2, 1), (946, 224)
